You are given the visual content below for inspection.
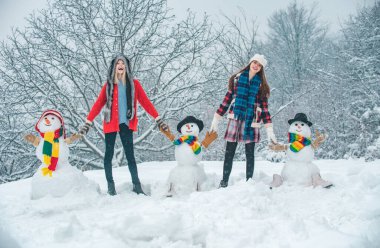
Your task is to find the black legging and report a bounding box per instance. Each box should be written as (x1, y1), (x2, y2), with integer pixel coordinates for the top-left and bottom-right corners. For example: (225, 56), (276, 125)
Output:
(222, 141), (255, 182)
(104, 123), (140, 184)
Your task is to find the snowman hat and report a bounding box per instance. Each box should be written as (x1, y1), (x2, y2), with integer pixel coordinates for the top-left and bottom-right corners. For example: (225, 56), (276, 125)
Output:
(288, 113), (313, 127)
(177, 116), (204, 133)
(35, 109), (66, 137)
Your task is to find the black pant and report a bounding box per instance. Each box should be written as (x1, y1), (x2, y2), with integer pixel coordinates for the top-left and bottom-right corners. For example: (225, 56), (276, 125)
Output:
(104, 123), (140, 184)
(222, 141), (255, 182)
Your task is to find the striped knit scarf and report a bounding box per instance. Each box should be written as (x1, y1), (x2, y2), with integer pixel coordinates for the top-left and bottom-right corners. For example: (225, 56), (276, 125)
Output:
(39, 128), (63, 177)
(288, 133), (311, 152)
(234, 69), (262, 139)
(173, 135), (201, 155)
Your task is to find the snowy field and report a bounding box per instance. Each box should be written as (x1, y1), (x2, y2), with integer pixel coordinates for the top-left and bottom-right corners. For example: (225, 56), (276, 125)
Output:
(0, 159), (379, 248)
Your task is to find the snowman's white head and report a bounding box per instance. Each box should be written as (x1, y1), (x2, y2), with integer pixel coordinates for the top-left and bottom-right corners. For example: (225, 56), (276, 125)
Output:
(35, 110), (66, 138)
(37, 114), (62, 133)
(177, 116), (204, 137)
(289, 121), (311, 138)
(180, 122), (200, 137)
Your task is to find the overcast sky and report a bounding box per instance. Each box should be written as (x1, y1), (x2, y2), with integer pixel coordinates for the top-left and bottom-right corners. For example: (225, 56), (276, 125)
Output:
(0, 0), (375, 41)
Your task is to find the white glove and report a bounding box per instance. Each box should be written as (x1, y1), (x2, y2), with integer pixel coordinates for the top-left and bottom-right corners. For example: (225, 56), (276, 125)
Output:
(266, 125), (277, 144)
(210, 113), (222, 132)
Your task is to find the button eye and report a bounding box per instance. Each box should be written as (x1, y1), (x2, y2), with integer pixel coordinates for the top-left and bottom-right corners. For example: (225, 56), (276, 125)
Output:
(301, 123), (304, 126)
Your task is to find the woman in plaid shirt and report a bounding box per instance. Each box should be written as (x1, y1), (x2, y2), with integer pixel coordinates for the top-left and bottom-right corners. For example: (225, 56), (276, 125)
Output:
(210, 54), (277, 188)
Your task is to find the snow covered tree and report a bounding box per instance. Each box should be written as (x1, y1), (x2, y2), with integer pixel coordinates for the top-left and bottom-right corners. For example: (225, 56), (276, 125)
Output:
(0, 0), (218, 181)
(266, 1), (328, 91)
(263, 2), (340, 159)
(338, 2), (380, 160)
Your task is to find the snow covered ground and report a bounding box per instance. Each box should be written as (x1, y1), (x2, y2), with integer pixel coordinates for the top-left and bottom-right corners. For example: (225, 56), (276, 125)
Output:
(0, 159), (379, 248)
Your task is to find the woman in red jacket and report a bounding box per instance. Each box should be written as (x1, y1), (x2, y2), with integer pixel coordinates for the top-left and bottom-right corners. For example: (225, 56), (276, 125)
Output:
(79, 54), (168, 196)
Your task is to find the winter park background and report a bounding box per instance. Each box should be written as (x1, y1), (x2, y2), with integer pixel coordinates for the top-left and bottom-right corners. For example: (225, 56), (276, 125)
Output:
(0, 0), (379, 247)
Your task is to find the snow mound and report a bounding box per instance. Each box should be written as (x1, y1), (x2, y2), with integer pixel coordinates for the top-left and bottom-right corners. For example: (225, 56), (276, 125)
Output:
(0, 159), (379, 248)
(31, 163), (100, 200)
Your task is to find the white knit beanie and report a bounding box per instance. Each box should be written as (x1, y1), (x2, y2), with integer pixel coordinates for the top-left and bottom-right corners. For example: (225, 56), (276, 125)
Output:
(249, 54), (267, 68)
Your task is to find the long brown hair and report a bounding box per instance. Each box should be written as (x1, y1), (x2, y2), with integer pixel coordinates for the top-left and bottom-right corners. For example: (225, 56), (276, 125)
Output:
(228, 63), (270, 100)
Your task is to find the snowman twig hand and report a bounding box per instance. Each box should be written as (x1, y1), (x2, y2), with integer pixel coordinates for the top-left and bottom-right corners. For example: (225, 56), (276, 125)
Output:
(312, 130), (326, 149)
(65, 133), (82, 144)
(269, 143), (287, 152)
(23, 134), (40, 147)
(160, 126), (175, 142)
(201, 131), (218, 148)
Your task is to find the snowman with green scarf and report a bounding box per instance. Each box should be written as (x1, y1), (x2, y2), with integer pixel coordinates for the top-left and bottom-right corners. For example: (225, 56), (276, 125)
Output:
(164, 116), (217, 196)
(24, 110), (100, 199)
(269, 113), (333, 188)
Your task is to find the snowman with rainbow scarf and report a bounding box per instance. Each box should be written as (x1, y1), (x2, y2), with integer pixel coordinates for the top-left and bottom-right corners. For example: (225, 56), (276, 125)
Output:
(269, 113), (333, 188)
(161, 116), (217, 196)
(24, 110), (99, 199)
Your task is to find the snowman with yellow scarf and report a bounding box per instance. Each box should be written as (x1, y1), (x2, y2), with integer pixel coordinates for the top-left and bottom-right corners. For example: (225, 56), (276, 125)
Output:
(24, 110), (99, 199)
(269, 113), (333, 188)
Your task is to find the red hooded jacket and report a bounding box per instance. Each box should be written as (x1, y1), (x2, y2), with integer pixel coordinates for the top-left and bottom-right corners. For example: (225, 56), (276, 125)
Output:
(87, 79), (158, 133)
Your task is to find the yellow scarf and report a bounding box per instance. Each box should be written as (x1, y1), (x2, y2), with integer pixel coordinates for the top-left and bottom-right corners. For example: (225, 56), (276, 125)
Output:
(41, 131), (60, 177)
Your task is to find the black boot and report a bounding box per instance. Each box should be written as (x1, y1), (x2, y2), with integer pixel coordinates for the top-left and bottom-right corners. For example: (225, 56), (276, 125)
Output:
(219, 180), (228, 188)
(132, 183), (146, 195)
(245, 142), (255, 181)
(107, 181), (117, 196)
(220, 142), (238, 187)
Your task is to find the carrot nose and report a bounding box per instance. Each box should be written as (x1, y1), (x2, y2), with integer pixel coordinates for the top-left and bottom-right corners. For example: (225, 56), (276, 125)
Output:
(186, 124), (190, 129)
(44, 118), (51, 125)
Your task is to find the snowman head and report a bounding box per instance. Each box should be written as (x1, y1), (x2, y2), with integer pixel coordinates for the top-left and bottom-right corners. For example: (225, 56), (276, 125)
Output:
(288, 121), (311, 138)
(288, 113), (312, 138)
(180, 122), (200, 136)
(177, 116), (204, 137)
(35, 110), (65, 137)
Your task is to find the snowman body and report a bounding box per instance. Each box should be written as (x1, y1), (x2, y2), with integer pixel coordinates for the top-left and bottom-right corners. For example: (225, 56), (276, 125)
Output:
(168, 122), (206, 195)
(35, 136), (69, 166)
(31, 113), (99, 199)
(281, 121), (320, 186)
